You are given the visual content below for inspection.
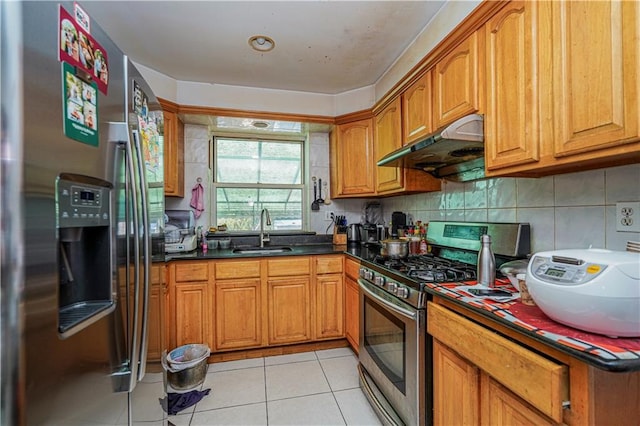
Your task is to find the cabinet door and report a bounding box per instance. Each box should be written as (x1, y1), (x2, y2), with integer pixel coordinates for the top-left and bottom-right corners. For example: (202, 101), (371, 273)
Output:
(268, 277), (311, 345)
(146, 282), (164, 361)
(433, 340), (480, 426)
(315, 274), (344, 339)
(403, 71), (433, 145)
(333, 118), (376, 196)
(215, 279), (262, 350)
(374, 97), (404, 193)
(481, 374), (556, 426)
(344, 276), (360, 353)
(433, 30), (482, 128)
(552, 1), (639, 157)
(175, 283), (211, 349)
(485, 1), (542, 171)
(163, 110), (184, 197)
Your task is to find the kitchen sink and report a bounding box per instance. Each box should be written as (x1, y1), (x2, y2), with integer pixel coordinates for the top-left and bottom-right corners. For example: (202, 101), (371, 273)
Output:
(232, 246), (293, 254)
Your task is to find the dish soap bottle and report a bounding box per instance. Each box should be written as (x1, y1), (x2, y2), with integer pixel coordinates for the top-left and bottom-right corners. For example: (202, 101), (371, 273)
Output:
(477, 234), (495, 287)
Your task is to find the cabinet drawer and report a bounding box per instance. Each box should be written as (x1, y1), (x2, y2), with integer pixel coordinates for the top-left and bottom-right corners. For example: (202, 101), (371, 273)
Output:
(174, 262), (210, 282)
(345, 258), (360, 280)
(316, 255), (343, 274)
(215, 260), (261, 279)
(427, 302), (568, 422)
(267, 257), (310, 277)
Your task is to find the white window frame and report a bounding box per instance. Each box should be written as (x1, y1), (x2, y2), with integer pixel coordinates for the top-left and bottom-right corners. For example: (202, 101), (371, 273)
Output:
(209, 133), (307, 232)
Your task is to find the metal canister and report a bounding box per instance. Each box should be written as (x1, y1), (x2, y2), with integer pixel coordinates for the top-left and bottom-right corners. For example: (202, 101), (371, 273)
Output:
(477, 234), (496, 287)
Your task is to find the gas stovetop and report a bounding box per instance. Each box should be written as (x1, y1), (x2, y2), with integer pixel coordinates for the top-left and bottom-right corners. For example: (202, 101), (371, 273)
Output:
(372, 254), (477, 283)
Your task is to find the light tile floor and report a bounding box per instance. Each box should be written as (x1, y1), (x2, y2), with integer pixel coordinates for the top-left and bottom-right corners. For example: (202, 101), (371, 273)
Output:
(139, 347), (382, 426)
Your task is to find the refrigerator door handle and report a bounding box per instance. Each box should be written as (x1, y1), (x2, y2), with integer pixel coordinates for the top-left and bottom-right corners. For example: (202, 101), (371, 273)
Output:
(131, 129), (150, 382)
(123, 125), (142, 393)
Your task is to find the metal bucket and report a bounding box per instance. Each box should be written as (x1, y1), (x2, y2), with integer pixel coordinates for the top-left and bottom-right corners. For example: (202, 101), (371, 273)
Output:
(166, 357), (208, 390)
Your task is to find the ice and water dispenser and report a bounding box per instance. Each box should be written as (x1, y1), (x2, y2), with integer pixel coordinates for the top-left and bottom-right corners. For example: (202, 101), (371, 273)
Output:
(56, 174), (114, 338)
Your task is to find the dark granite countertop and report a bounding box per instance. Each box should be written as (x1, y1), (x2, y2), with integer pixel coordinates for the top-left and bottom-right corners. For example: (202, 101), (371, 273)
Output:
(162, 233), (342, 261)
(165, 243), (344, 261)
(344, 247), (640, 373)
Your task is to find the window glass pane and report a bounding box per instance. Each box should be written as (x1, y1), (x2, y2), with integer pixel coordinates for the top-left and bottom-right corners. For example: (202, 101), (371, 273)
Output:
(216, 188), (302, 231)
(216, 139), (301, 184)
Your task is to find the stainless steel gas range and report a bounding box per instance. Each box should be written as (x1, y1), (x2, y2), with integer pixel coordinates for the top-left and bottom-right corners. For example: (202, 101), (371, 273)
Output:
(357, 221), (530, 426)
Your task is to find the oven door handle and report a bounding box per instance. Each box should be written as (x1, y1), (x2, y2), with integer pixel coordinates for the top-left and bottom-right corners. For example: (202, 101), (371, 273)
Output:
(358, 279), (417, 320)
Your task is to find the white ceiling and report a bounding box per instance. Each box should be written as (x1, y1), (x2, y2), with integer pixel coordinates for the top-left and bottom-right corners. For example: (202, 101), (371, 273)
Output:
(82, 1), (446, 95)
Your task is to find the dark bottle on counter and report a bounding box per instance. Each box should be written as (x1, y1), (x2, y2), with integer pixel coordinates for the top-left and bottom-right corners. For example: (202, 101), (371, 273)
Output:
(477, 234), (496, 287)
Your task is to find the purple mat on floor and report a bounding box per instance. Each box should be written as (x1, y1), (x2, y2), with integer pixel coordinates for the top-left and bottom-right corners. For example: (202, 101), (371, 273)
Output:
(161, 388), (211, 415)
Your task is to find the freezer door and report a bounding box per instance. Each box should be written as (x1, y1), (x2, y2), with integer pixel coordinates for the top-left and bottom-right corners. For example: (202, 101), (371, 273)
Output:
(16, 2), (166, 424)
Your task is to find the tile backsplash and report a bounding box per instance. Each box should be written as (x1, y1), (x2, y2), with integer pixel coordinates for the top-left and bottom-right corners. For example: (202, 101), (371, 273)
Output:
(168, 124), (640, 253)
(380, 164), (640, 253)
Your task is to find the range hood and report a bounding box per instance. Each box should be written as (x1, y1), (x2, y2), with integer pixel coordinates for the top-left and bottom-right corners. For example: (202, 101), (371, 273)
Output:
(377, 114), (485, 182)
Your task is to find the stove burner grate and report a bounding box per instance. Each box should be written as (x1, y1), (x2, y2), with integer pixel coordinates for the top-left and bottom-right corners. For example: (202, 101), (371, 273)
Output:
(373, 254), (476, 283)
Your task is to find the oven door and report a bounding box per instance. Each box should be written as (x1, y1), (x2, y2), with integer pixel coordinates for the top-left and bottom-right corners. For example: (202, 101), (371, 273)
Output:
(358, 278), (425, 426)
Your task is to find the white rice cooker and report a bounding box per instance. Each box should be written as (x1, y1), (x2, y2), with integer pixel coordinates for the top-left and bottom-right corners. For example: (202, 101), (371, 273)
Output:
(526, 248), (640, 337)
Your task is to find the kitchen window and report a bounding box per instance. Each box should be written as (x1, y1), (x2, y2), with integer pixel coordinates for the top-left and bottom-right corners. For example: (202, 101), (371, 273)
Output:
(212, 137), (304, 231)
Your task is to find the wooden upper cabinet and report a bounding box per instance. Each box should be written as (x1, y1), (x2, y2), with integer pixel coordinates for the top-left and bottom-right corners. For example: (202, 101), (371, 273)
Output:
(374, 97), (441, 195)
(331, 118), (376, 197)
(374, 98), (404, 193)
(402, 71), (433, 145)
(551, 0), (639, 157)
(484, 1), (544, 171)
(433, 29), (483, 129)
(163, 109), (185, 197)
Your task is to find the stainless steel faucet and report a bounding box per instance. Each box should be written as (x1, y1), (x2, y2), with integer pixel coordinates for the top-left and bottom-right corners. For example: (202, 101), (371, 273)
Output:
(260, 208), (271, 247)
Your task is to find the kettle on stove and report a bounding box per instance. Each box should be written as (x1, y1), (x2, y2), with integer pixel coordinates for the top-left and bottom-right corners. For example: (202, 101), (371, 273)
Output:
(347, 223), (363, 244)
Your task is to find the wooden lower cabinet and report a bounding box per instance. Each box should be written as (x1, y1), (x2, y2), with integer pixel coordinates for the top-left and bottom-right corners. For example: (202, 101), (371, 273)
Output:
(119, 264), (166, 361)
(214, 259), (263, 351)
(344, 257), (361, 352)
(147, 280), (164, 361)
(268, 277), (312, 345)
(482, 374), (555, 426)
(168, 254), (349, 354)
(215, 279), (262, 350)
(433, 340), (480, 426)
(174, 282), (212, 349)
(315, 274), (344, 339)
(429, 301), (566, 424)
(168, 261), (214, 350)
(434, 339), (556, 426)
(315, 255), (344, 340)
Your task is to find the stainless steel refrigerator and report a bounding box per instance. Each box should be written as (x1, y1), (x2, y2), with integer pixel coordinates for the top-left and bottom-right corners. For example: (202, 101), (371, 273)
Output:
(1, 2), (167, 424)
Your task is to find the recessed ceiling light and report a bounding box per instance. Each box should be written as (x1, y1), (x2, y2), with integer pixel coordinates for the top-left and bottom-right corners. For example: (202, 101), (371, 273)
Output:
(248, 35), (275, 52)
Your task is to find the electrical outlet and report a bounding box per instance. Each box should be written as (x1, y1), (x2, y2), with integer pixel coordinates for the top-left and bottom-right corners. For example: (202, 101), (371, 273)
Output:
(325, 211), (334, 221)
(616, 202), (640, 232)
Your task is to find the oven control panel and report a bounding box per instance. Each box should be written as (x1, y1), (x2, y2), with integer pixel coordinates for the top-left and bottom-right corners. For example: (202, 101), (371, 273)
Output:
(359, 266), (424, 308)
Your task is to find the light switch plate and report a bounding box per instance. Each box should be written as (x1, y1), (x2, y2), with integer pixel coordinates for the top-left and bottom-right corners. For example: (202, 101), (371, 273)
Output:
(616, 202), (640, 232)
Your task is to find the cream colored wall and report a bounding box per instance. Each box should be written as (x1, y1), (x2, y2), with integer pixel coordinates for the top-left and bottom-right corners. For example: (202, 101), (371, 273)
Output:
(133, 1), (480, 115)
(374, 0), (482, 101)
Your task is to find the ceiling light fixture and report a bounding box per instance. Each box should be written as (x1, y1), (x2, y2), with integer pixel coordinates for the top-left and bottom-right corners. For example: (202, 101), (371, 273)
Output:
(248, 35), (275, 52)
